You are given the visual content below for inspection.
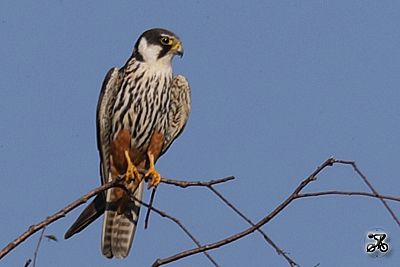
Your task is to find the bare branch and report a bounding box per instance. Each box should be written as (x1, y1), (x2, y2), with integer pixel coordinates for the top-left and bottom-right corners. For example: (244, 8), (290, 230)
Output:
(333, 159), (400, 226)
(152, 157), (399, 266)
(32, 228), (46, 267)
(0, 177), (123, 260)
(129, 194), (219, 267)
(296, 191), (400, 202)
(160, 176), (235, 188)
(144, 187), (157, 229)
(0, 174), (231, 263)
(23, 259), (31, 267)
(151, 158), (336, 266)
(136, 167), (235, 188)
(160, 174), (298, 266)
(208, 186), (299, 267)
(2, 157), (397, 267)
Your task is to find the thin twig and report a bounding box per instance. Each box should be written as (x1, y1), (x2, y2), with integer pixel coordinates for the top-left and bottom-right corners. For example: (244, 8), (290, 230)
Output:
(296, 191), (400, 202)
(162, 175), (298, 266)
(0, 175), (234, 260)
(151, 158), (336, 266)
(23, 259), (31, 267)
(152, 157), (399, 266)
(208, 186), (299, 267)
(0, 175), (229, 263)
(145, 187), (157, 229)
(160, 176), (235, 188)
(2, 157), (397, 267)
(116, 177), (220, 266)
(32, 227), (46, 267)
(0, 177), (123, 260)
(136, 167), (235, 188)
(129, 195), (219, 267)
(334, 159), (400, 226)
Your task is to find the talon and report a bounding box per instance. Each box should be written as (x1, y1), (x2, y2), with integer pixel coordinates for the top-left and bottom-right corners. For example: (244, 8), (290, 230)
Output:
(146, 168), (161, 189)
(145, 153), (161, 188)
(124, 150), (141, 184)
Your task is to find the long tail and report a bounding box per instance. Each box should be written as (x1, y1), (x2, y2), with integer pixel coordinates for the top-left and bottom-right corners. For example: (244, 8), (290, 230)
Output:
(64, 193), (106, 239)
(101, 180), (144, 259)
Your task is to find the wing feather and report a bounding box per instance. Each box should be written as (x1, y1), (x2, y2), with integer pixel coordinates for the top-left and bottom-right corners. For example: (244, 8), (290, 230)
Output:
(161, 75), (191, 155)
(64, 67), (121, 240)
(96, 67), (121, 184)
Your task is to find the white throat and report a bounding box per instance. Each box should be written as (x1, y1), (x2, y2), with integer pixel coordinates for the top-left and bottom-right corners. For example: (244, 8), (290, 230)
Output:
(137, 37), (174, 71)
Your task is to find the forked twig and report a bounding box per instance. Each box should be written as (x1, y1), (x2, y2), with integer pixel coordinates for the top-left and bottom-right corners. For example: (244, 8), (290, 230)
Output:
(152, 157), (399, 266)
(1, 157), (397, 267)
(0, 175), (229, 266)
(151, 158), (336, 266)
(333, 159), (400, 226)
(0, 176), (234, 260)
(160, 175), (299, 266)
(208, 186), (299, 267)
(129, 194), (219, 267)
(0, 177), (123, 260)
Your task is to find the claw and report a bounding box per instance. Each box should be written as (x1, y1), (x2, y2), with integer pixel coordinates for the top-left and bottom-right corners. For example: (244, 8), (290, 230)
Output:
(124, 150), (141, 185)
(146, 168), (161, 189)
(145, 153), (161, 188)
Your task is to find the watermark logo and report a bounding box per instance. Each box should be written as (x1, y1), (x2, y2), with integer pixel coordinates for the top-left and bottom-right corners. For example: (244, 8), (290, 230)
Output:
(365, 229), (389, 257)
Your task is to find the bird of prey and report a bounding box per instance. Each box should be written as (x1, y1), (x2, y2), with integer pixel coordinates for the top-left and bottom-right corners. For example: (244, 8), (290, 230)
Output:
(64, 28), (191, 259)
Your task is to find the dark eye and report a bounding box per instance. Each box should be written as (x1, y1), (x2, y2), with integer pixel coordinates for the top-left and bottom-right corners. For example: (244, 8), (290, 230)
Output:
(160, 37), (172, 45)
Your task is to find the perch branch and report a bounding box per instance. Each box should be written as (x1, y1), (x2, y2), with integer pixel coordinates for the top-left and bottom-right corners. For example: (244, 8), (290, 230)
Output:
(160, 175), (235, 188)
(0, 177), (123, 260)
(0, 175), (231, 264)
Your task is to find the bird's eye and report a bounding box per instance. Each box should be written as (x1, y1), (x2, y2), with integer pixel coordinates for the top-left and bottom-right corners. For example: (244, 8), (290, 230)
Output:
(160, 37), (172, 45)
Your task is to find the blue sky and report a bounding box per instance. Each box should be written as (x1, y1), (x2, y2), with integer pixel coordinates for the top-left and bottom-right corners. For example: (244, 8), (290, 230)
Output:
(0, 1), (399, 266)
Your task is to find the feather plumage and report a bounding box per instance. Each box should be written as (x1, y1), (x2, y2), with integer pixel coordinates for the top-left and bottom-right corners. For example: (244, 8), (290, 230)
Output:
(64, 28), (190, 259)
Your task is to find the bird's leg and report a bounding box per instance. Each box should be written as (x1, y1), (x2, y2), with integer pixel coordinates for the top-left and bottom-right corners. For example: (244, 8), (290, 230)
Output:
(145, 152), (161, 188)
(124, 150), (141, 185)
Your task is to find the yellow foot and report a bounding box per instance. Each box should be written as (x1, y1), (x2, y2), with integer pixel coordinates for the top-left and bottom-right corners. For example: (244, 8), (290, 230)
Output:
(146, 167), (161, 189)
(145, 152), (161, 188)
(124, 150), (141, 184)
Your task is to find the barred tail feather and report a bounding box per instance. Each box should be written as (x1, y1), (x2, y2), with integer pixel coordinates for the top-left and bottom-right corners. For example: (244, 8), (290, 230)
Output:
(101, 180), (144, 259)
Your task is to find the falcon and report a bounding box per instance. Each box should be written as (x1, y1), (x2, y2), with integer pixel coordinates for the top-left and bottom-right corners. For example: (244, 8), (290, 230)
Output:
(64, 28), (191, 259)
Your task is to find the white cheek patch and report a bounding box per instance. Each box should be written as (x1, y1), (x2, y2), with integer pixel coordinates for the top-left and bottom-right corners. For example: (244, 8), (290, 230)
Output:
(138, 37), (162, 63)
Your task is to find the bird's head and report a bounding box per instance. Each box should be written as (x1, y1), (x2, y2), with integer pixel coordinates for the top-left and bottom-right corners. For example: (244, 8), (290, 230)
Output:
(134, 28), (183, 65)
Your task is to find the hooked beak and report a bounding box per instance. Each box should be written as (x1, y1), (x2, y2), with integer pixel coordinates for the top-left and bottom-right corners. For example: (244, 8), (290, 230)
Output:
(172, 40), (184, 57)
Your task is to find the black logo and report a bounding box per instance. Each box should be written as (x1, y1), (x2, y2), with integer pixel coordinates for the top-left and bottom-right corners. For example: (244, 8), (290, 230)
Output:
(365, 230), (389, 257)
